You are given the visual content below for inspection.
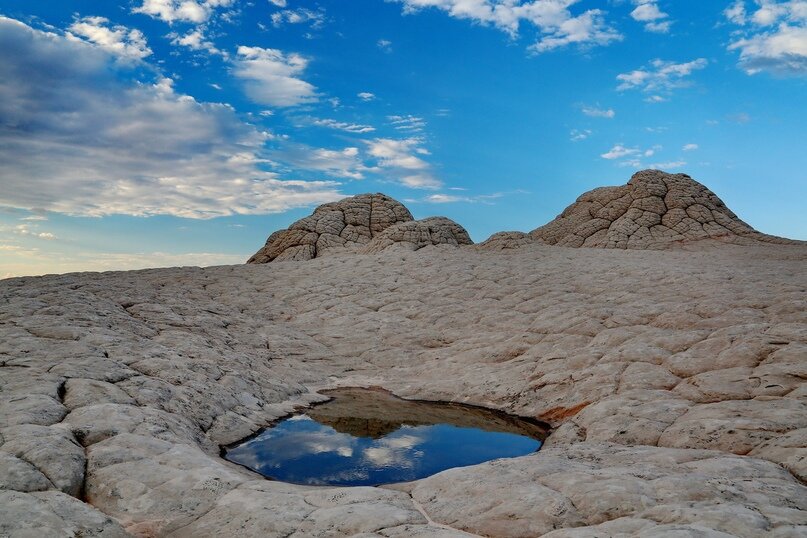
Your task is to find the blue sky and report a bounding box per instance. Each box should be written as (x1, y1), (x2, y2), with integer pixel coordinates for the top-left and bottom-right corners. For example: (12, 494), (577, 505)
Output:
(1, 0), (805, 277)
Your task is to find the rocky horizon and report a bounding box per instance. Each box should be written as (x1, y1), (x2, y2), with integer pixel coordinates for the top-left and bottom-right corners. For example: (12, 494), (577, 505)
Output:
(247, 169), (803, 265)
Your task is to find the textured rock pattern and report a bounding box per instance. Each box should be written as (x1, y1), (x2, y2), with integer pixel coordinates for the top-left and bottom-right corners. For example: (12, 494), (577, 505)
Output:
(475, 231), (534, 251)
(531, 169), (801, 249)
(394, 443), (807, 538)
(361, 217), (473, 253)
(2, 239), (807, 535)
(247, 193), (414, 263)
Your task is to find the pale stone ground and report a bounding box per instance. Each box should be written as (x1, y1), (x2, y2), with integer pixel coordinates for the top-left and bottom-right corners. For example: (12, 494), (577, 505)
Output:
(1, 241), (806, 537)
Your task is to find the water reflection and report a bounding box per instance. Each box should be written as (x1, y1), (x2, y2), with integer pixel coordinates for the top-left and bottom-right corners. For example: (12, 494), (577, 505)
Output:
(224, 388), (548, 487)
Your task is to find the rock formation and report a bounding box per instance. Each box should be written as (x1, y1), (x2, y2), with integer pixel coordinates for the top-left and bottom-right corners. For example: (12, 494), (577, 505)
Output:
(253, 171), (801, 262)
(476, 231), (534, 250)
(360, 217), (473, 253)
(248, 194), (473, 262)
(530, 169), (798, 249)
(247, 193), (414, 263)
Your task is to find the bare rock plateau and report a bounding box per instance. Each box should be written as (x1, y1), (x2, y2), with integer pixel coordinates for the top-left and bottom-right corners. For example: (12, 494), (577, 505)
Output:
(1, 169), (806, 537)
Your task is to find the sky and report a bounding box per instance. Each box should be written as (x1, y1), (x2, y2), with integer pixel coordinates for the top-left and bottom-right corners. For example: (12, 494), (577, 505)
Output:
(0, 0), (805, 278)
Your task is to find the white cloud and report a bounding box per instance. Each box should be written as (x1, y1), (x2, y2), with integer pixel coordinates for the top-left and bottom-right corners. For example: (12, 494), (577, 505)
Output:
(388, 115), (427, 132)
(233, 46), (318, 107)
(617, 58), (708, 93)
(631, 2), (664, 21)
(645, 94), (667, 103)
(67, 16), (152, 60)
(268, 0), (287, 6)
(602, 143), (668, 167)
(358, 92), (376, 101)
(529, 9), (622, 52)
(378, 39), (393, 52)
(424, 193), (469, 203)
(752, 1), (790, 25)
(649, 160), (687, 169)
(312, 118), (376, 133)
(366, 138), (429, 170)
(269, 144), (368, 179)
(644, 20), (672, 33)
(395, 0), (621, 53)
(601, 144), (639, 159)
(725, 0), (748, 24)
(570, 128), (591, 141)
(365, 138), (442, 189)
(725, 1), (807, 75)
(581, 105), (615, 118)
(630, 1), (672, 33)
(0, 17), (342, 219)
(396, 175), (438, 189)
(683, 143), (699, 151)
(271, 8), (326, 29)
(9, 224), (57, 240)
(169, 27), (224, 56)
(408, 191), (510, 204)
(132, 0), (236, 24)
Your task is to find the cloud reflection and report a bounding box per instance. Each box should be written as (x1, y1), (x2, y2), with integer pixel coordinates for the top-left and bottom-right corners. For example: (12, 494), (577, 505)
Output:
(225, 391), (542, 486)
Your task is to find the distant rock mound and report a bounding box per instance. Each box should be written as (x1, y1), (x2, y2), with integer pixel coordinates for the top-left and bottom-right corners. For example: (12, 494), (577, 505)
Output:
(529, 169), (798, 249)
(361, 217), (473, 253)
(248, 194), (472, 263)
(476, 231), (534, 251)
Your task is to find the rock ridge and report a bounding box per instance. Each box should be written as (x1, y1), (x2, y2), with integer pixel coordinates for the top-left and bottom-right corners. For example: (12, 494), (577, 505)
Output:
(251, 170), (802, 262)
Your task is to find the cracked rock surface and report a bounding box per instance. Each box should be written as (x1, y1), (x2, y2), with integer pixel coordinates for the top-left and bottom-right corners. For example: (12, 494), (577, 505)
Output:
(247, 193), (415, 263)
(529, 169), (803, 249)
(2, 170), (807, 536)
(2, 239), (806, 537)
(361, 217), (473, 253)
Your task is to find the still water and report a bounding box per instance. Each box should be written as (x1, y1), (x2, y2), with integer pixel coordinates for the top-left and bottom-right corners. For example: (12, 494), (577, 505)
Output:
(224, 388), (548, 486)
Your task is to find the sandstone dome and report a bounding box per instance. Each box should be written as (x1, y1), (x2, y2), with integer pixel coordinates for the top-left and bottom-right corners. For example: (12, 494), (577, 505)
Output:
(529, 169), (799, 249)
(247, 193), (414, 263)
(248, 193), (473, 263)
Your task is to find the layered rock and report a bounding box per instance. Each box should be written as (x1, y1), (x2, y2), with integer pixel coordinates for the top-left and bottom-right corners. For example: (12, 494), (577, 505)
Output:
(247, 193), (414, 263)
(530, 169), (800, 249)
(360, 217), (473, 253)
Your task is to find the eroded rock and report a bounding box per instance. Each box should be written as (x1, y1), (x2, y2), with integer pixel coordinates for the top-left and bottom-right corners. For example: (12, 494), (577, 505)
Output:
(361, 217), (473, 253)
(247, 193), (414, 263)
(530, 169), (802, 249)
(475, 231), (534, 250)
